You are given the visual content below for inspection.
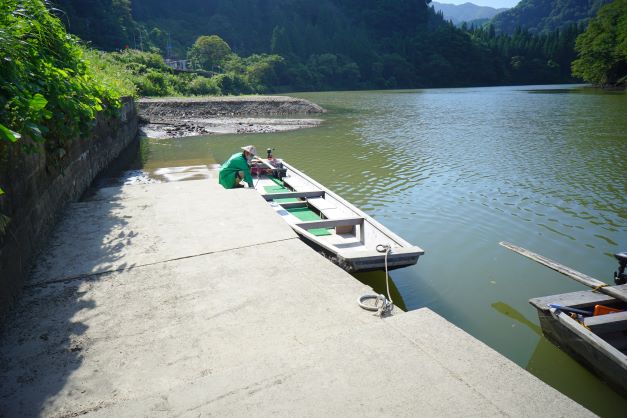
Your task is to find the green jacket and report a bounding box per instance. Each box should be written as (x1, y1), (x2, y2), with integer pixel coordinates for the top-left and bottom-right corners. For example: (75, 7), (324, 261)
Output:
(219, 152), (254, 189)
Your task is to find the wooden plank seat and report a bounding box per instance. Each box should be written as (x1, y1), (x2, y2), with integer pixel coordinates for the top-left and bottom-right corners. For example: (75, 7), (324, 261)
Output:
(294, 217), (364, 230)
(294, 217), (365, 242)
(583, 311), (627, 334)
(277, 201), (308, 209)
(261, 190), (325, 201)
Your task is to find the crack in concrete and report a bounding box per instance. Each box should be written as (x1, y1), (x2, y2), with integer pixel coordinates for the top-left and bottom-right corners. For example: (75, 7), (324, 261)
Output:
(25, 237), (299, 289)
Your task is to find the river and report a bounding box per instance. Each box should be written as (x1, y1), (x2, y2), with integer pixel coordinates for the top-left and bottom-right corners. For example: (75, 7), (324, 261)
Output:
(134, 84), (627, 415)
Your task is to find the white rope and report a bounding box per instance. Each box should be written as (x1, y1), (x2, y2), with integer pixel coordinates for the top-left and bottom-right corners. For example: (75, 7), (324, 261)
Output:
(254, 169), (261, 188)
(358, 244), (394, 317)
(253, 159), (264, 188)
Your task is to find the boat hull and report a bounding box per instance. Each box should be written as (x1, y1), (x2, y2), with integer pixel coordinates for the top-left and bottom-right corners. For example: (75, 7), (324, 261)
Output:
(530, 286), (627, 396)
(254, 159), (424, 272)
(297, 235), (421, 272)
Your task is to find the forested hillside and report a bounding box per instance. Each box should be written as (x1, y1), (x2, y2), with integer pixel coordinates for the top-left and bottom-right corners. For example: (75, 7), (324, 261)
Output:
(491, 0), (611, 34)
(52, 0), (136, 49)
(120, 0), (446, 89)
(48, 0), (588, 90)
(432, 2), (508, 26)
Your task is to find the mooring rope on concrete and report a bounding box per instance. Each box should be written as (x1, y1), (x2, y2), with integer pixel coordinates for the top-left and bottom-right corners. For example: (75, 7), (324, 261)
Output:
(358, 244), (394, 317)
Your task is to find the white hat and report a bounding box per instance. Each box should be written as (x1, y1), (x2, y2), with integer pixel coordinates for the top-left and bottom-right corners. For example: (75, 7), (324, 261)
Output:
(241, 145), (257, 155)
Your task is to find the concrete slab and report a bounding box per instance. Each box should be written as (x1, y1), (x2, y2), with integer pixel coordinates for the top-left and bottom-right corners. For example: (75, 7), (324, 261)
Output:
(1, 178), (592, 417)
(30, 180), (295, 285)
(1, 239), (590, 417)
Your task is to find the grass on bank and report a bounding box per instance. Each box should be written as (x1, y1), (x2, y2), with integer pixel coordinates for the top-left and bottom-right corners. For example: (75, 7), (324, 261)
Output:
(83, 47), (286, 98)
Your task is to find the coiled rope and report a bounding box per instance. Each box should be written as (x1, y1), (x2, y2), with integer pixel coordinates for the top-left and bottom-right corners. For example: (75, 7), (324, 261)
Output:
(358, 244), (394, 317)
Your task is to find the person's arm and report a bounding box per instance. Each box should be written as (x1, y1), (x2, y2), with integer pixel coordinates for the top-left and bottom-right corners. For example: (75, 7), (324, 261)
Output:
(236, 157), (254, 187)
(243, 167), (254, 187)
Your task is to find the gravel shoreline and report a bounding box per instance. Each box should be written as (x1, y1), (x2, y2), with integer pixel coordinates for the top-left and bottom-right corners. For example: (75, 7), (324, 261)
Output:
(137, 95), (325, 138)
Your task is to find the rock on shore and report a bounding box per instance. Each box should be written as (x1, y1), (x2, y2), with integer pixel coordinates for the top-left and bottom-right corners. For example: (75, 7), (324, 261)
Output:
(137, 95), (325, 138)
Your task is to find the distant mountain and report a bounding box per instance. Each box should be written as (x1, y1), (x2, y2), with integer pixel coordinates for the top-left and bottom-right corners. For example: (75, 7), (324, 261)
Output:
(432, 2), (509, 25)
(491, 0), (612, 34)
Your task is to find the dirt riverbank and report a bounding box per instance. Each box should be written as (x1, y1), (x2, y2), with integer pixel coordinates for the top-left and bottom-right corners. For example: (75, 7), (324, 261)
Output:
(137, 95), (325, 138)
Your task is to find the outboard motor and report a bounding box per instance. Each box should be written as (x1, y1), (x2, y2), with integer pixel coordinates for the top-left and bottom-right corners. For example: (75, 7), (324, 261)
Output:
(266, 147), (287, 179)
(614, 252), (627, 285)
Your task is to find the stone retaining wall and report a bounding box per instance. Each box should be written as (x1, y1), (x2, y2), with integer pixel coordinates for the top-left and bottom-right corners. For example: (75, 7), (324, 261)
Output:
(0, 98), (137, 322)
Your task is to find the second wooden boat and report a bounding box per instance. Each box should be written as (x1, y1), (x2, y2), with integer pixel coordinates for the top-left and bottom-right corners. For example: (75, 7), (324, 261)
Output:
(529, 287), (627, 396)
(501, 242), (627, 395)
(251, 157), (424, 272)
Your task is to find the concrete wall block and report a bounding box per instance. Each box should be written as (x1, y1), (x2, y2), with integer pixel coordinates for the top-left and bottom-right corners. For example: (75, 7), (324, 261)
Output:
(0, 97), (137, 324)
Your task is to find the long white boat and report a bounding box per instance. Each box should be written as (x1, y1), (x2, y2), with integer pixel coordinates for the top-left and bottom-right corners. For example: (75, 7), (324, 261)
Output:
(251, 158), (424, 272)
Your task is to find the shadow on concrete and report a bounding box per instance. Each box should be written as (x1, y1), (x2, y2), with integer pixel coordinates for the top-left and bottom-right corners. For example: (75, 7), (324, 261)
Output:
(0, 184), (135, 416)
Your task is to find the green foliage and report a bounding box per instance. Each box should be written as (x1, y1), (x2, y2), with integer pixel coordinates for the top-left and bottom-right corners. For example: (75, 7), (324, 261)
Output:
(188, 35), (233, 71)
(572, 0), (627, 87)
(82, 49), (138, 97)
(491, 0), (611, 35)
(0, 0), (122, 153)
(471, 23), (583, 84)
(0, 124), (20, 143)
(125, 0), (580, 89)
(53, 0), (592, 90)
(223, 54), (286, 93)
(84, 47), (282, 96)
(187, 76), (222, 95)
(86, 49), (179, 96)
(52, 0), (136, 50)
(211, 73), (252, 95)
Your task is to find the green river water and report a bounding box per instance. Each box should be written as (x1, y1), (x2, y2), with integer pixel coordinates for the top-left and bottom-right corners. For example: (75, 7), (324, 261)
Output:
(136, 85), (627, 415)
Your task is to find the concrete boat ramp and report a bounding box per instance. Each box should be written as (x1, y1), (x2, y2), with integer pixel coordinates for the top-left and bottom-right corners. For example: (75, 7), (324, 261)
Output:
(0, 175), (591, 416)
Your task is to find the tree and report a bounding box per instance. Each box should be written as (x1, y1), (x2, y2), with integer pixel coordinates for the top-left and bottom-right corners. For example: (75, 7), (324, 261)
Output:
(270, 26), (292, 55)
(188, 35), (233, 71)
(53, 0), (136, 50)
(572, 0), (627, 86)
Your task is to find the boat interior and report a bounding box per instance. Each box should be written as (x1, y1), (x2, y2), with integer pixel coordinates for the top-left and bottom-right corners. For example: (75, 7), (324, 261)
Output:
(575, 300), (627, 355)
(535, 294), (627, 355)
(251, 159), (404, 256)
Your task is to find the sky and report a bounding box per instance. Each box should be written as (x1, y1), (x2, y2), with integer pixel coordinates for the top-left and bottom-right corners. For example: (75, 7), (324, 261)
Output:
(434, 0), (520, 8)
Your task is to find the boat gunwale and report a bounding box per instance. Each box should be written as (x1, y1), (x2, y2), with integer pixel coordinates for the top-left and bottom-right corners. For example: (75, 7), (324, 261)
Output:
(530, 285), (627, 312)
(534, 307), (627, 396)
(529, 286), (627, 395)
(279, 160), (424, 254)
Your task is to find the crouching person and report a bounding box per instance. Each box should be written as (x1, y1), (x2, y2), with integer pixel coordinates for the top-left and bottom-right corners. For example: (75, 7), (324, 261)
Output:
(218, 145), (257, 189)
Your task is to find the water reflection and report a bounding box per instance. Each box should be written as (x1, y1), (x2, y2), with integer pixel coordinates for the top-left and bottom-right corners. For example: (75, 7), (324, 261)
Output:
(491, 301), (541, 335)
(526, 336), (627, 418)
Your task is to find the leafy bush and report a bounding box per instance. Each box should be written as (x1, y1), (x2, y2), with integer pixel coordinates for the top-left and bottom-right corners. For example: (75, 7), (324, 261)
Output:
(211, 73), (253, 95)
(187, 77), (222, 95)
(110, 49), (171, 72)
(0, 0), (122, 149)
